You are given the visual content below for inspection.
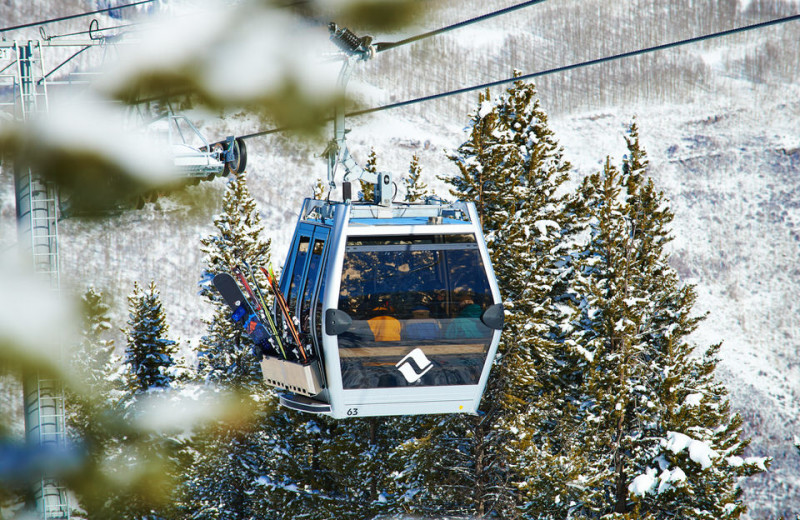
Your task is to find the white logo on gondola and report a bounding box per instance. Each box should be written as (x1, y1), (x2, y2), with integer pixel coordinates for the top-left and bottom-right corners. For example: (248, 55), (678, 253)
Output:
(396, 348), (433, 383)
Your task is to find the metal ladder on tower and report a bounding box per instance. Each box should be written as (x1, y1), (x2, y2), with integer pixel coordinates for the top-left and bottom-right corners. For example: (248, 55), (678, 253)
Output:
(12, 40), (71, 520)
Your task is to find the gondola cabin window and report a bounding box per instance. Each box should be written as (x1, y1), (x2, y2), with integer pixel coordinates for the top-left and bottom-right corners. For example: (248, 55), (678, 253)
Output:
(286, 236), (310, 312)
(337, 234), (494, 389)
(300, 239), (325, 332)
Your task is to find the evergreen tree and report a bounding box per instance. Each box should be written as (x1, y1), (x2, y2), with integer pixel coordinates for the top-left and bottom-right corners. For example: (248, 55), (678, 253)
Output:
(73, 287), (118, 393)
(197, 171), (272, 386)
(397, 413), (499, 517)
(183, 172), (275, 519)
(104, 280), (183, 520)
(184, 422), (270, 520)
(255, 415), (408, 519)
(69, 286), (119, 428)
(567, 123), (767, 518)
(485, 78), (584, 518)
(442, 88), (501, 229)
(404, 153), (429, 202)
(401, 78), (581, 518)
(123, 281), (177, 395)
(359, 148), (378, 202)
(67, 287), (124, 520)
(317, 417), (404, 518)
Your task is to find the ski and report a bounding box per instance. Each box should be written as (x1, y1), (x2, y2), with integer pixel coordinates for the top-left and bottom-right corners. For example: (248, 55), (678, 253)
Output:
(212, 272), (275, 356)
(261, 264), (307, 362)
(241, 261), (290, 360)
(231, 266), (287, 359)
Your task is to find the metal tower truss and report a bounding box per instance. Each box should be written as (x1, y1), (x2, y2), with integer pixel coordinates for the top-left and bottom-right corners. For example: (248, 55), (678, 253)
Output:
(23, 373), (70, 519)
(6, 39), (70, 520)
(0, 32), (237, 518)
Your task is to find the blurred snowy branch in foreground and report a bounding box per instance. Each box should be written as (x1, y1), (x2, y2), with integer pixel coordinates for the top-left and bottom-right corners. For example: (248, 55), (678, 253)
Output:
(0, 0), (420, 212)
(0, 255), (79, 382)
(0, 251), (260, 508)
(0, 99), (175, 213)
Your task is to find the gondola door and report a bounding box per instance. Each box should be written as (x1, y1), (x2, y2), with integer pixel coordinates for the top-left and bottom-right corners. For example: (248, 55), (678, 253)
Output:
(299, 229), (328, 360)
(281, 224), (329, 361)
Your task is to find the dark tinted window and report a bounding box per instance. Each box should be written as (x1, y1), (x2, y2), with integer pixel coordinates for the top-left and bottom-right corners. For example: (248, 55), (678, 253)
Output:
(287, 236), (310, 312)
(337, 234), (495, 389)
(300, 239), (325, 333)
(314, 272), (327, 354)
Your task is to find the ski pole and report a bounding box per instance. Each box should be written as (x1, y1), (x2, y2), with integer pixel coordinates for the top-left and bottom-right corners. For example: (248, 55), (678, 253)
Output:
(261, 264), (307, 362)
(241, 260), (289, 360)
(232, 266), (287, 359)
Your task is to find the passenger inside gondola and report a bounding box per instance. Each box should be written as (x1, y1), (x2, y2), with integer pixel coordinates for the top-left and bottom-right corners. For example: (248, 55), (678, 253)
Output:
(367, 299), (401, 341)
(446, 290), (483, 339)
(404, 305), (441, 340)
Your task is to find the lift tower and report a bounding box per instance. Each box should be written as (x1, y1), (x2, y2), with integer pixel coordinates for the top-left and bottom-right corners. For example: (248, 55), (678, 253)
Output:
(3, 39), (70, 520)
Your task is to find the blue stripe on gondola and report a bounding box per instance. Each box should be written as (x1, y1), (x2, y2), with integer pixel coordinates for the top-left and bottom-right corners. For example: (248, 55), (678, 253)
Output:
(349, 217), (466, 226)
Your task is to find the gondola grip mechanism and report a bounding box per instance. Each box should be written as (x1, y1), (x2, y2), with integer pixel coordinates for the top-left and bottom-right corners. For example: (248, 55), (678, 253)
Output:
(326, 24), (393, 207)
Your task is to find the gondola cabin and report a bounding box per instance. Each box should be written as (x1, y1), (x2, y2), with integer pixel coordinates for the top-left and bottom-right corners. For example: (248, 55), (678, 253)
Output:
(263, 197), (504, 418)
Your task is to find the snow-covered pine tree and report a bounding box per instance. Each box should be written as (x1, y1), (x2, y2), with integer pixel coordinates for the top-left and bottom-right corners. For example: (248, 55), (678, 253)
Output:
(567, 123), (767, 519)
(400, 78), (580, 517)
(182, 172), (275, 518)
(67, 287), (128, 520)
(443, 88), (502, 230)
(404, 153), (429, 202)
(395, 412), (497, 516)
(123, 281), (177, 395)
(73, 287), (118, 393)
(183, 420), (270, 520)
(113, 280), (182, 519)
(255, 415), (408, 519)
(197, 171), (272, 385)
(359, 148), (378, 202)
(490, 78), (588, 519)
(248, 412), (333, 519)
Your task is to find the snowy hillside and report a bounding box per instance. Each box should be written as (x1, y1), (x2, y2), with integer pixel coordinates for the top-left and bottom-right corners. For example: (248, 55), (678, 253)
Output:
(2, 0), (800, 518)
(552, 93), (800, 519)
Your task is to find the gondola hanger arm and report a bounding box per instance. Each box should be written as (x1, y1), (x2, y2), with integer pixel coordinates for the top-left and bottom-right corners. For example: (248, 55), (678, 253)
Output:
(327, 24), (393, 206)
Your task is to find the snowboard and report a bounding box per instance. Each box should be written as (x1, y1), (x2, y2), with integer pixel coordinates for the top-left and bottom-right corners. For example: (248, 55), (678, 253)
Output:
(213, 272), (274, 356)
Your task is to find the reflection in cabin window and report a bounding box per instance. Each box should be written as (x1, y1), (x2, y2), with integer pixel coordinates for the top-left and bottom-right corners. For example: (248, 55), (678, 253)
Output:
(337, 234), (495, 389)
(300, 239), (325, 335)
(287, 237), (310, 312)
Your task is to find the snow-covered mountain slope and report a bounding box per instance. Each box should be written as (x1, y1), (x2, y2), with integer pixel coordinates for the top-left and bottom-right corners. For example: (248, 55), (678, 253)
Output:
(551, 90), (800, 519)
(2, 0), (800, 518)
(329, 85), (800, 519)
(7, 87), (796, 519)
